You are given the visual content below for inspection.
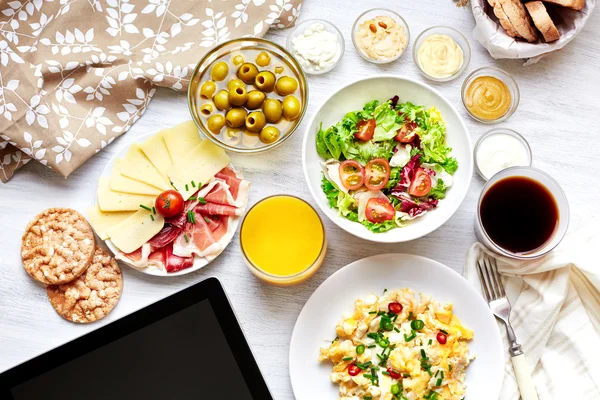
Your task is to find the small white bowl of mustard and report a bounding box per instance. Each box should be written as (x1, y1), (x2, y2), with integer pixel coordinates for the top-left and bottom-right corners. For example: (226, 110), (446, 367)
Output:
(413, 26), (471, 82)
(461, 67), (520, 124)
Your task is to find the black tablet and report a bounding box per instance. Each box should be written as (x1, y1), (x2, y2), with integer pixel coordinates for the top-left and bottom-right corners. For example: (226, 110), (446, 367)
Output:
(0, 277), (273, 400)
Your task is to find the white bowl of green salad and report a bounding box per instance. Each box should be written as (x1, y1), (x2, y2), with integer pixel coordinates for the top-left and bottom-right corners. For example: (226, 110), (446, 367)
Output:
(302, 75), (473, 243)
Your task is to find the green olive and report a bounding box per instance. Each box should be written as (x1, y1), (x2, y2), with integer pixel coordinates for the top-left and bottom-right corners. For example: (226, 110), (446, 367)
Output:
(256, 51), (271, 67)
(225, 107), (247, 128)
(232, 55), (244, 66)
(245, 90), (266, 110)
(245, 111), (267, 132)
(275, 76), (298, 96)
(274, 66), (284, 74)
(260, 126), (280, 144)
(255, 71), (276, 93)
(199, 103), (213, 117)
(199, 80), (216, 99)
(282, 95), (301, 120)
(228, 86), (248, 107)
(210, 61), (229, 81)
(262, 98), (283, 123)
(237, 63), (259, 84)
(227, 79), (245, 92)
(213, 90), (230, 111)
(207, 114), (225, 134)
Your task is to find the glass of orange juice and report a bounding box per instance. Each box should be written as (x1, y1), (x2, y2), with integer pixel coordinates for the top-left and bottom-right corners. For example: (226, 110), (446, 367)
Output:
(240, 195), (327, 286)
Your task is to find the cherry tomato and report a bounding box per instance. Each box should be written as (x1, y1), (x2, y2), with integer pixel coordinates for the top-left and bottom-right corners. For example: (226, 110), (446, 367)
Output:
(339, 160), (365, 191)
(347, 363), (361, 376)
(388, 302), (403, 314)
(436, 332), (448, 345)
(354, 119), (376, 141)
(395, 121), (418, 143)
(387, 368), (402, 380)
(408, 168), (432, 197)
(364, 158), (390, 191)
(155, 190), (184, 218)
(365, 198), (395, 223)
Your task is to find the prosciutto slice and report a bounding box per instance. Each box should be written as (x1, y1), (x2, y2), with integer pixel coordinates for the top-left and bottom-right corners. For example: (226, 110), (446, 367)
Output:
(172, 209), (223, 258)
(204, 181), (236, 206)
(146, 243), (194, 273)
(195, 202), (242, 216)
(215, 167), (250, 206)
(148, 225), (181, 248)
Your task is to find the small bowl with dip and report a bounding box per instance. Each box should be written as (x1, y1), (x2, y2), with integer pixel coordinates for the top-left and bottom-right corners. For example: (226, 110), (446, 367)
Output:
(413, 26), (471, 82)
(474, 128), (532, 181)
(287, 19), (344, 75)
(461, 67), (519, 124)
(240, 195), (327, 286)
(351, 8), (410, 64)
(476, 166), (569, 259)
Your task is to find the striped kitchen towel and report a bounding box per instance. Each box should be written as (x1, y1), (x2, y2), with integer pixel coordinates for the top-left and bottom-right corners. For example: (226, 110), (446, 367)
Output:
(464, 220), (600, 399)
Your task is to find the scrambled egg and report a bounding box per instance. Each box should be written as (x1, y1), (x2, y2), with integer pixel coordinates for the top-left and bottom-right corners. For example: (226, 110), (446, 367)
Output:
(319, 288), (474, 400)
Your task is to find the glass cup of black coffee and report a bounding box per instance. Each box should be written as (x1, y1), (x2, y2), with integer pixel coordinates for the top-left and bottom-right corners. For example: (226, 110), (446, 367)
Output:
(475, 166), (569, 259)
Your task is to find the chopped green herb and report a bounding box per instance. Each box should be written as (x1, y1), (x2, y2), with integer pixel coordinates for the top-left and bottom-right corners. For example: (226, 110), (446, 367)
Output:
(394, 327), (400, 333)
(150, 214), (155, 221)
(428, 339), (433, 345)
(368, 344), (376, 348)
(448, 364), (453, 372)
(185, 184), (189, 192)
(440, 329), (448, 335)
(191, 180), (196, 188)
(407, 312), (414, 320)
(364, 397), (372, 400)
(189, 196), (197, 201)
(378, 338), (390, 348)
(204, 216), (211, 223)
(140, 204), (152, 211)
(404, 330), (416, 342)
(381, 370), (390, 376)
(342, 356), (353, 361)
(152, 206), (156, 214)
(184, 233), (189, 243)
(198, 197), (207, 205)
(331, 337), (339, 344)
(187, 210), (196, 224)
(383, 288), (388, 294)
(368, 311), (378, 315)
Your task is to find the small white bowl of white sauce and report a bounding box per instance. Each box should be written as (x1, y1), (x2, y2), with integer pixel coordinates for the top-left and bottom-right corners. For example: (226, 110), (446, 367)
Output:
(287, 19), (344, 75)
(474, 128), (532, 181)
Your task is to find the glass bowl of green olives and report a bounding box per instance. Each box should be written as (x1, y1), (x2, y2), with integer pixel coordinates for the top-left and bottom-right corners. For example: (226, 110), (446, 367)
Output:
(188, 38), (308, 153)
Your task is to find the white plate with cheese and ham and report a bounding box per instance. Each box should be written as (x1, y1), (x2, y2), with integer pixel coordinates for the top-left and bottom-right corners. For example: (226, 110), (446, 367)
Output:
(87, 120), (250, 276)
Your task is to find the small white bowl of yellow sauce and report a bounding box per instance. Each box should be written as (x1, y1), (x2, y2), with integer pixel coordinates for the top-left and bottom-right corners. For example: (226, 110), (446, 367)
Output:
(240, 195), (327, 286)
(413, 26), (471, 82)
(461, 67), (520, 124)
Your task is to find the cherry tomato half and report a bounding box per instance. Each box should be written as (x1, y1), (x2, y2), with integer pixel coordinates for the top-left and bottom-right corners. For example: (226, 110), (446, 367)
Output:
(436, 332), (448, 345)
(355, 119), (376, 141)
(408, 168), (432, 197)
(339, 160), (365, 191)
(155, 190), (184, 218)
(365, 198), (395, 223)
(388, 302), (403, 314)
(395, 121), (418, 143)
(347, 363), (361, 376)
(364, 158), (390, 191)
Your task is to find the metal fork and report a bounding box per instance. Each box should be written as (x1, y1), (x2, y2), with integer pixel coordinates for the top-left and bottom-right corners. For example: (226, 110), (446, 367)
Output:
(477, 256), (539, 400)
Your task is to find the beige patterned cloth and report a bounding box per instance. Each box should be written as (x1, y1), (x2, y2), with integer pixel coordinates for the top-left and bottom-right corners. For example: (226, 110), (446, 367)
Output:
(465, 221), (600, 399)
(0, 0), (301, 182)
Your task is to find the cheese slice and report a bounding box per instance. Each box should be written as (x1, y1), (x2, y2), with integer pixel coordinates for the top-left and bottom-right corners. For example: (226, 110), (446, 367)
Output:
(107, 209), (165, 254)
(109, 159), (162, 196)
(163, 120), (203, 162)
(167, 140), (231, 200)
(97, 178), (155, 212)
(139, 131), (173, 181)
(120, 144), (170, 190)
(87, 205), (135, 240)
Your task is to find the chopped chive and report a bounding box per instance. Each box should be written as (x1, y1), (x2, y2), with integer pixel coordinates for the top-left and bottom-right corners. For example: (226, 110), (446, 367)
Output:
(364, 397), (372, 400)
(440, 329), (448, 335)
(204, 216), (211, 223)
(191, 180), (196, 188)
(185, 184), (189, 192)
(436, 378), (442, 386)
(381, 370), (390, 376)
(152, 206), (156, 214)
(420, 349), (428, 360)
(404, 330), (416, 342)
(448, 364), (452, 372)
(369, 311), (378, 315)
(429, 339), (433, 345)
(342, 356), (353, 361)
(189, 196), (197, 201)
(198, 197), (207, 204)
(184, 233), (189, 243)
(150, 214), (155, 221)
(140, 204), (151, 211)
(368, 344), (376, 348)
(394, 327), (400, 333)
(187, 210), (196, 224)
(383, 288), (388, 294)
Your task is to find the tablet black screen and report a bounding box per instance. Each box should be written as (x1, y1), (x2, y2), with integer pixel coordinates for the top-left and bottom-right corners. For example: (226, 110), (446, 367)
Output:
(10, 299), (253, 400)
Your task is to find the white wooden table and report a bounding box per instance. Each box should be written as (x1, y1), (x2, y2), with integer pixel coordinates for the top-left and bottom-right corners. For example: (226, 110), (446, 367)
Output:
(1, 1), (599, 398)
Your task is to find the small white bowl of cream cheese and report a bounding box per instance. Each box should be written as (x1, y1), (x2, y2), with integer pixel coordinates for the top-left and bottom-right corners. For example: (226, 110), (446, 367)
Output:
(287, 19), (344, 75)
(474, 128), (532, 181)
(413, 26), (471, 82)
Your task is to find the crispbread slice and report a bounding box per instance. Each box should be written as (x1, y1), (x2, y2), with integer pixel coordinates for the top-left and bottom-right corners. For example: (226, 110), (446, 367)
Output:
(541, 0), (585, 11)
(526, 1), (560, 42)
(501, 0), (539, 42)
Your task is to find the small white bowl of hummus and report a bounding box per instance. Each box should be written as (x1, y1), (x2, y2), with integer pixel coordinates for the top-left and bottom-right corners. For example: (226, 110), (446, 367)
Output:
(413, 26), (471, 82)
(351, 9), (410, 64)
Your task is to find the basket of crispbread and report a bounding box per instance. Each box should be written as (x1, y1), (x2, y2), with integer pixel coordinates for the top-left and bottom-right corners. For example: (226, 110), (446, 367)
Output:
(471, 0), (595, 60)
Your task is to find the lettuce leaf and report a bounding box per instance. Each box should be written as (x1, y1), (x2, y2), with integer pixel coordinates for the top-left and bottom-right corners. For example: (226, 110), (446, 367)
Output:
(321, 174), (339, 208)
(372, 102), (402, 142)
(386, 167), (402, 190)
(346, 210), (398, 233)
(428, 179), (447, 200)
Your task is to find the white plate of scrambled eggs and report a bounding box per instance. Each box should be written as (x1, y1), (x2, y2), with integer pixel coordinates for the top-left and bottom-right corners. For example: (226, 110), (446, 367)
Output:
(289, 254), (503, 400)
